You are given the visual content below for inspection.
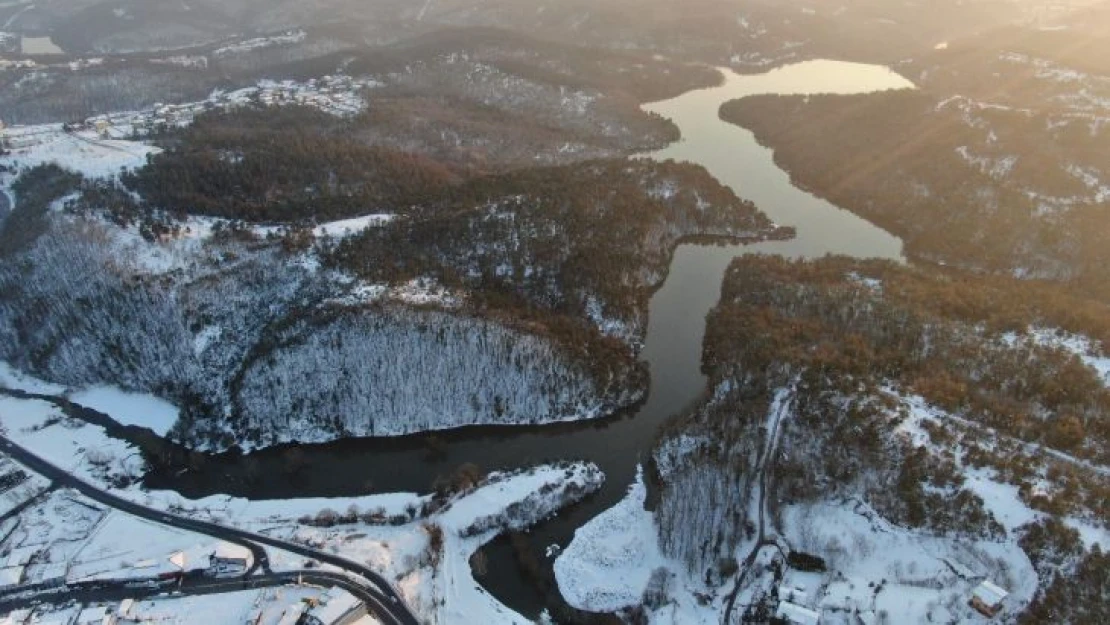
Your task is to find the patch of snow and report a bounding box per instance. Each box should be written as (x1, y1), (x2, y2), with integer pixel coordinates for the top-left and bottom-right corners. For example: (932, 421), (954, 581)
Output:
(555, 466), (663, 612)
(312, 214), (395, 238)
(67, 386), (180, 436)
(955, 145), (1018, 180)
(389, 277), (464, 308)
(0, 361), (67, 395)
(0, 131), (159, 181)
(1025, 327), (1110, 387)
(212, 31), (306, 56)
(846, 271), (883, 292)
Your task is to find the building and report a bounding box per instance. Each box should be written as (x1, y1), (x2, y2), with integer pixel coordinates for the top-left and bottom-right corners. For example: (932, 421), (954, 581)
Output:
(75, 605), (117, 625)
(116, 599), (135, 620)
(970, 580), (1009, 618)
(0, 609), (30, 625)
(0, 566), (23, 587)
(775, 600), (820, 625)
(302, 587), (366, 625)
(209, 542), (252, 577)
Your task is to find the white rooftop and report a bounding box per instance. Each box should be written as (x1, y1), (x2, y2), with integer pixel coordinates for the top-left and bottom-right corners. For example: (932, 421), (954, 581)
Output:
(5, 546), (37, 567)
(973, 579), (1009, 607)
(213, 542), (252, 562)
(0, 608), (30, 625)
(776, 600), (821, 625)
(76, 605), (110, 624)
(0, 566), (23, 587)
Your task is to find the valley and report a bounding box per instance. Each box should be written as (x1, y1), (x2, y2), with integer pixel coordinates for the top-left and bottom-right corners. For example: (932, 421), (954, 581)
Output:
(0, 3), (1108, 624)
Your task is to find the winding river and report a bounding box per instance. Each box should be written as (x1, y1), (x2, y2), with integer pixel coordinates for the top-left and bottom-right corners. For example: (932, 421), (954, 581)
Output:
(144, 60), (914, 617)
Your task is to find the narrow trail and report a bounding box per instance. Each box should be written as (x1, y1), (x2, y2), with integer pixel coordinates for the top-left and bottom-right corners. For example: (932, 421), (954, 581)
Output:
(720, 384), (795, 624)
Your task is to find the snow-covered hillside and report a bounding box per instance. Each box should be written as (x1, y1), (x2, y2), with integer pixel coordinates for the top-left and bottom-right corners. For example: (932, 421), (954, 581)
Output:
(2, 129), (780, 449)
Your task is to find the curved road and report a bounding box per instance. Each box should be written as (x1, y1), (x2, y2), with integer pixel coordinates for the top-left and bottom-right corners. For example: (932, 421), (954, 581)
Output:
(0, 436), (421, 625)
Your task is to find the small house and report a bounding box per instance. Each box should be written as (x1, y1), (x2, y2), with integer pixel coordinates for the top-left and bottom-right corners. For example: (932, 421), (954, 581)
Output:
(116, 599), (134, 620)
(0, 609), (31, 625)
(970, 580), (1008, 617)
(775, 600), (820, 625)
(208, 542), (252, 577)
(75, 605), (116, 625)
(0, 566), (23, 587)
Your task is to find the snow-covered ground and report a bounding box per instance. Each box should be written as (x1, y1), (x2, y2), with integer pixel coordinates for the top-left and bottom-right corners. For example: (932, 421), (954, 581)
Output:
(555, 467), (667, 611)
(1, 363), (183, 437)
(0, 362), (65, 395)
(311, 214), (396, 238)
(0, 391), (604, 624)
(775, 500), (1036, 624)
(0, 131), (159, 180)
(555, 467), (719, 623)
(66, 510), (247, 582)
(556, 468), (1040, 624)
(0, 455), (50, 518)
(67, 386), (179, 436)
(212, 30), (306, 56)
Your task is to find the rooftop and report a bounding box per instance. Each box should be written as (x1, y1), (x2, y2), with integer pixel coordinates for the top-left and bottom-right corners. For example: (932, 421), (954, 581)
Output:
(973, 579), (1009, 607)
(776, 600), (820, 625)
(307, 587), (363, 624)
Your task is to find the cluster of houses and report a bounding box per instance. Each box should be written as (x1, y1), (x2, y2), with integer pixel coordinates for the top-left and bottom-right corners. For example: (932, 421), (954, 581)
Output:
(0, 586), (367, 625)
(0, 603), (125, 625)
(253, 75), (376, 117)
(270, 587), (367, 625)
(769, 578), (1010, 624)
(0, 540), (251, 592)
(0, 73), (376, 152)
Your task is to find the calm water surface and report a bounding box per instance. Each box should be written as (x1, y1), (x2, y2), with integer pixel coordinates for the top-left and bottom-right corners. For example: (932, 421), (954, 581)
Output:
(147, 60), (914, 617)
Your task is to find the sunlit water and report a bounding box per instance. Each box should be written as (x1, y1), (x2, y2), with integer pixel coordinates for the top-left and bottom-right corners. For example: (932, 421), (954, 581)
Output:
(146, 60), (914, 617)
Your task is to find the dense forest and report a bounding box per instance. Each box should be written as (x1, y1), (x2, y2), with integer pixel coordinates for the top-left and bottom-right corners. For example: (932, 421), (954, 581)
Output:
(653, 255), (1110, 582)
(331, 158), (789, 351)
(123, 107), (459, 222)
(720, 86), (1110, 299)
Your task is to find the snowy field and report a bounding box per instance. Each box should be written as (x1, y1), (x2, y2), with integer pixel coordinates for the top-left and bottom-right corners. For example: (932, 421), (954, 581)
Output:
(0, 131), (159, 181)
(68, 386), (179, 436)
(555, 467), (669, 612)
(554, 468), (722, 623)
